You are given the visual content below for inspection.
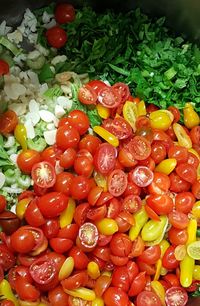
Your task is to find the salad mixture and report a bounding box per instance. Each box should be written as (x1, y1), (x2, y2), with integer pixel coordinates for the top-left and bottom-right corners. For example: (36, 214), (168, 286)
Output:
(0, 2), (200, 306)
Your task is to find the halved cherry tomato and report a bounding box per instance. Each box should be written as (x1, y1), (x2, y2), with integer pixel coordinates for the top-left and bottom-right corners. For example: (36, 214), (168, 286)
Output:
(87, 205), (107, 221)
(145, 205), (160, 221)
(168, 210), (189, 229)
(78, 222), (99, 251)
(78, 84), (97, 105)
(175, 192), (195, 214)
(94, 143), (117, 175)
(112, 82), (130, 103)
(125, 136), (151, 161)
(53, 172), (73, 195)
(103, 287), (129, 306)
(29, 255), (57, 285)
(108, 169), (127, 197)
(24, 198), (45, 227)
(70, 176), (91, 200)
(151, 141), (167, 164)
(31, 161), (56, 188)
(79, 134), (102, 155)
(69, 246), (89, 270)
(138, 245), (161, 265)
(106, 198), (121, 219)
(15, 278), (40, 301)
(131, 166), (154, 187)
(162, 246), (179, 270)
(111, 266), (130, 292)
(8, 265), (32, 290)
(128, 272), (147, 297)
(110, 233), (132, 257)
(169, 172), (191, 193)
(74, 202), (90, 226)
(129, 236), (145, 258)
(165, 286), (188, 306)
(50, 237), (73, 253)
(41, 218), (60, 239)
(122, 195), (142, 214)
(41, 145), (62, 166)
(98, 87), (121, 108)
(163, 274), (180, 287)
(168, 227), (188, 245)
(0, 243), (15, 271)
(87, 80), (108, 95)
(48, 285), (69, 306)
(74, 156), (93, 177)
(175, 163), (197, 184)
(61, 271), (88, 290)
(148, 172), (170, 194)
(0, 110), (18, 134)
(146, 194), (173, 215)
(102, 117), (132, 140)
(168, 145), (188, 164)
(10, 227), (35, 253)
(136, 291), (162, 306)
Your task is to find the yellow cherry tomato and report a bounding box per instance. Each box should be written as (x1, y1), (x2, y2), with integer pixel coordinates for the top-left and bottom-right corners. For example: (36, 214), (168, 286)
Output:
(137, 100), (146, 116)
(188, 148), (200, 160)
(154, 259), (162, 281)
(14, 124), (27, 151)
(93, 171), (107, 192)
(0, 279), (19, 306)
(64, 288), (96, 301)
(141, 216), (168, 242)
(187, 241), (200, 260)
(95, 218), (118, 235)
(151, 280), (166, 305)
(174, 245), (187, 261)
(192, 201), (200, 218)
(87, 262), (100, 280)
(193, 265), (200, 281)
(155, 158), (177, 175)
(93, 126), (119, 147)
(123, 101), (138, 131)
(19, 300), (40, 306)
(173, 123), (192, 149)
(92, 297), (104, 306)
(59, 198), (75, 228)
(129, 206), (148, 241)
(183, 102), (200, 129)
(96, 103), (110, 119)
(58, 256), (74, 281)
(16, 197), (32, 219)
(159, 240), (170, 258)
(149, 110), (172, 131)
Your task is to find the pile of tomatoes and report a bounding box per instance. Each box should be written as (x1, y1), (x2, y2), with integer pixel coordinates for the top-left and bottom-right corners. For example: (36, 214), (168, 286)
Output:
(1, 80), (200, 306)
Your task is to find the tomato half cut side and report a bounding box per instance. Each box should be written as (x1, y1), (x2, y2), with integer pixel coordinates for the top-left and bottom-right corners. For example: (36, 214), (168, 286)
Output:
(29, 256), (57, 285)
(78, 222), (99, 251)
(94, 143), (117, 175)
(98, 87), (121, 108)
(136, 291), (162, 306)
(78, 84), (97, 105)
(122, 195), (142, 214)
(102, 117), (132, 140)
(112, 82), (130, 103)
(131, 166), (154, 187)
(108, 169), (128, 197)
(125, 136), (152, 160)
(31, 161), (56, 188)
(165, 286), (188, 306)
(0, 109), (18, 134)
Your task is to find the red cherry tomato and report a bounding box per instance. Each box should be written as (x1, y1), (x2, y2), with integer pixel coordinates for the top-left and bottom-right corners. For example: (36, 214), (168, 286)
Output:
(168, 210), (189, 229)
(168, 145), (188, 164)
(131, 166), (154, 187)
(128, 272), (147, 297)
(68, 110), (90, 135)
(46, 26), (67, 48)
(103, 117), (132, 140)
(55, 3), (75, 24)
(0, 59), (9, 75)
(79, 134), (101, 155)
(148, 172), (171, 194)
(59, 148), (77, 169)
(125, 136), (151, 161)
(53, 172), (73, 195)
(0, 243), (15, 271)
(78, 84), (97, 105)
(0, 110), (18, 134)
(103, 287), (129, 306)
(29, 255), (57, 285)
(61, 271), (88, 290)
(190, 126), (200, 145)
(175, 191), (195, 214)
(111, 266), (130, 292)
(168, 106), (181, 123)
(112, 82), (130, 103)
(110, 233), (132, 257)
(169, 172), (191, 193)
(41, 218), (60, 239)
(146, 194), (173, 215)
(175, 163), (197, 184)
(50, 237), (73, 253)
(48, 285), (69, 306)
(37, 192), (68, 218)
(74, 202), (90, 226)
(56, 125), (80, 150)
(94, 143), (117, 175)
(136, 291), (162, 306)
(151, 141), (167, 164)
(163, 273), (180, 287)
(58, 224), (79, 240)
(122, 194), (142, 214)
(138, 245), (161, 265)
(0, 194), (6, 213)
(10, 227), (35, 253)
(108, 169), (127, 197)
(17, 149), (41, 174)
(70, 176), (91, 200)
(162, 246), (179, 270)
(165, 286), (188, 306)
(15, 278), (40, 301)
(87, 80), (108, 95)
(192, 180), (200, 199)
(74, 156), (93, 177)
(78, 222), (99, 251)
(31, 161), (56, 188)
(69, 246), (89, 270)
(87, 205), (107, 221)
(98, 87), (121, 108)
(168, 227), (188, 245)
(24, 198), (45, 227)
(41, 145), (62, 166)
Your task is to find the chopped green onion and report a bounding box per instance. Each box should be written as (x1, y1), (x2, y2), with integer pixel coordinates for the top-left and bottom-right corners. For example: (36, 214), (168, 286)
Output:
(0, 36), (22, 56)
(43, 84), (63, 99)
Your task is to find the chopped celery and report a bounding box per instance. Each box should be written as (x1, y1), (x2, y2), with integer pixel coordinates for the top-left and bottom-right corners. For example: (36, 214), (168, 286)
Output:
(27, 54), (45, 70)
(34, 120), (47, 137)
(27, 137), (47, 152)
(43, 84), (63, 99)
(4, 169), (16, 185)
(0, 36), (22, 56)
(16, 175), (32, 189)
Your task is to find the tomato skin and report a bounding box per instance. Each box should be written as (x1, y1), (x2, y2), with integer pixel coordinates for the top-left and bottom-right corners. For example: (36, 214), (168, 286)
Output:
(25, 198), (45, 227)
(93, 246), (110, 262)
(56, 125), (80, 150)
(61, 271), (88, 290)
(168, 227), (188, 245)
(103, 117), (132, 140)
(79, 134), (101, 155)
(103, 287), (129, 306)
(98, 234), (113, 246)
(68, 110), (90, 135)
(110, 233), (132, 257)
(48, 285), (69, 306)
(46, 26), (67, 48)
(41, 145), (62, 166)
(0, 59), (9, 75)
(168, 145), (188, 164)
(53, 172), (73, 195)
(123, 181), (141, 197)
(165, 286), (188, 306)
(17, 149), (41, 174)
(138, 245), (161, 265)
(176, 163), (197, 184)
(87, 205), (107, 222)
(136, 291), (162, 306)
(0, 194), (6, 213)
(108, 169), (128, 197)
(175, 192), (195, 214)
(162, 246), (179, 270)
(0, 300), (15, 306)
(70, 176), (91, 200)
(55, 3), (75, 23)
(192, 180), (200, 199)
(112, 266), (130, 292)
(146, 194), (173, 215)
(59, 148), (77, 169)
(41, 218), (60, 239)
(168, 210), (189, 230)
(94, 143), (117, 175)
(50, 237), (73, 253)
(15, 278), (40, 301)
(190, 126), (200, 145)
(37, 192), (68, 218)
(137, 260), (156, 275)
(69, 246), (89, 270)
(169, 172), (191, 193)
(9, 265), (32, 290)
(74, 202), (90, 226)
(0, 243), (15, 271)
(0, 109), (18, 134)
(148, 172), (170, 194)
(151, 141), (167, 164)
(58, 224), (79, 240)
(74, 156), (93, 177)
(10, 227), (35, 253)
(106, 198), (120, 219)
(128, 271), (146, 297)
(163, 274), (180, 287)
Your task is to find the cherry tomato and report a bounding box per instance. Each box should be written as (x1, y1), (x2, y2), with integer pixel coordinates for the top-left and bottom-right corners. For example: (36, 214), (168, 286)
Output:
(78, 84), (97, 105)
(69, 246), (89, 270)
(163, 274), (180, 287)
(56, 125), (80, 150)
(78, 222), (99, 251)
(137, 260), (156, 275)
(168, 106), (181, 123)
(128, 272), (146, 297)
(145, 204), (160, 221)
(0, 194), (6, 213)
(168, 227), (188, 245)
(138, 245), (161, 265)
(98, 234), (113, 246)
(148, 172), (170, 194)
(125, 136), (151, 161)
(74, 202), (90, 226)
(10, 227), (35, 253)
(37, 192), (68, 218)
(41, 145), (62, 166)
(0, 301), (15, 306)
(48, 285), (69, 306)
(146, 194), (173, 215)
(29, 255), (57, 285)
(110, 233), (132, 257)
(175, 192), (195, 214)
(53, 172), (73, 195)
(187, 152), (199, 168)
(111, 266), (130, 292)
(50, 237), (73, 253)
(58, 224), (79, 240)
(129, 236), (145, 258)
(103, 287), (129, 306)
(168, 210), (189, 229)
(93, 246), (110, 262)
(131, 166), (154, 187)
(192, 180), (200, 199)
(94, 274), (112, 297)
(17, 149), (41, 174)
(25, 198), (45, 227)
(74, 156), (93, 177)
(162, 246), (179, 270)
(41, 218), (60, 239)
(136, 291), (162, 306)
(118, 147), (138, 168)
(112, 82), (130, 103)
(169, 172), (191, 193)
(151, 141), (167, 164)
(103, 117), (132, 140)
(122, 194), (142, 214)
(190, 126), (200, 145)
(106, 198), (121, 219)
(0, 59), (9, 75)
(70, 175), (91, 200)
(87, 80), (108, 95)
(79, 134), (101, 155)
(0, 109), (18, 134)
(115, 211), (134, 233)
(123, 181), (141, 197)
(87, 205), (107, 221)
(68, 110), (90, 135)
(46, 26), (67, 48)
(175, 163), (197, 184)
(31, 161), (56, 188)
(107, 169), (127, 197)
(168, 145), (188, 164)
(94, 143), (117, 175)
(0, 243), (15, 271)
(110, 254), (129, 266)
(15, 278), (40, 301)
(61, 271), (88, 290)
(55, 3), (75, 23)
(59, 147), (77, 169)
(98, 87), (121, 108)
(165, 287), (188, 306)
